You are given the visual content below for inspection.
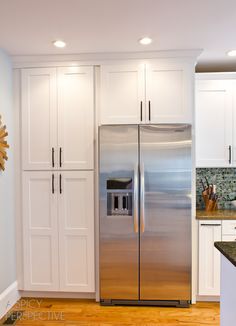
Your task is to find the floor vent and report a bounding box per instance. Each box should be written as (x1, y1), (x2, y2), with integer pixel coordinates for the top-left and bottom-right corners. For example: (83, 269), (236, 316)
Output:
(2, 311), (23, 325)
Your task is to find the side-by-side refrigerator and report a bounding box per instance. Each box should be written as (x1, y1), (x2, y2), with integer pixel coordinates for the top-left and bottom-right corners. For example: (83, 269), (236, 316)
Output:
(99, 124), (192, 307)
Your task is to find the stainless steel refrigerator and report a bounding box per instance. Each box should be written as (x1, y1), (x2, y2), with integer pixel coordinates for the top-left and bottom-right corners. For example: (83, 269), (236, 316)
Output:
(99, 124), (192, 307)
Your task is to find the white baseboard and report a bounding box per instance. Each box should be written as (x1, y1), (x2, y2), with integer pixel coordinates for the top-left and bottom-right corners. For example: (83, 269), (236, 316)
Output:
(19, 291), (95, 299)
(196, 295), (220, 302)
(0, 281), (20, 319)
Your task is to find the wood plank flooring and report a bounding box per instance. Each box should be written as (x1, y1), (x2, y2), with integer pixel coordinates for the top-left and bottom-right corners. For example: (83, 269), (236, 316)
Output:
(1, 298), (220, 326)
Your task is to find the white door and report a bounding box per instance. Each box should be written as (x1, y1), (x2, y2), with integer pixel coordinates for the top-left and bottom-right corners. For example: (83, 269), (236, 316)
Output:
(21, 68), (57, 170)
(146, 61), (193, 123)
(100, 64), (145, 124)
(22, 171), (59, 291)
(198, 221), (222, 296)
(57, 66), (94, 170)
(58, 171), (95, 292)
(232, 81), (236, 165)
(196, 79), (233, 167)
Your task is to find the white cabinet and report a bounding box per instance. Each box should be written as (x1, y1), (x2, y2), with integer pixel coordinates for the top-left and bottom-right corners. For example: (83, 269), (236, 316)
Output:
(100, 64), (145, 124)
(100, 61), (193, 125)
(222, 220), (236, 235)
(22, 67), (94, 170)
(222, 220), (236, 242)
(146, 61), (193, 123)
(198, 221), (222, 296)
(58, 171), (94, 292)
(21, 68), (57, 170)
(23, 171), (95, 292)
(22, 171), (59, 291)
(57, 67), (94, 170)
(21, 66), (95, 294)
(195, 76), (233, 167)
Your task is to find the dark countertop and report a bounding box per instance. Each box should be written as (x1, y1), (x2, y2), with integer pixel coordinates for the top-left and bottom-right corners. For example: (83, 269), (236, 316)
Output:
(196, 209), (236, 220)
(215, 242), (236, 267)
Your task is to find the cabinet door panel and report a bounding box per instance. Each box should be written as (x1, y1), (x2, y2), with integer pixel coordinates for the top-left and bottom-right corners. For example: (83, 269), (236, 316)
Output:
(233, 82), (236, 165)
(21, 68), (57, 170)
(222, 235), (236, 241)
(100, 64), (145, 124)
(146, 62), (192, 123)
(58, 67), (94, 170)
(199, 221), (221, 296)
(196, 80), (232, 167)
(23, 172), (59, 291)
(222, 220), (236, 235)
(58, 171), (95, 292)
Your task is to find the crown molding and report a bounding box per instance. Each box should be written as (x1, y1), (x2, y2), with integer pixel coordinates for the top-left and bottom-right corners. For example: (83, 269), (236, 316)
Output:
(12, 49), (203, 68)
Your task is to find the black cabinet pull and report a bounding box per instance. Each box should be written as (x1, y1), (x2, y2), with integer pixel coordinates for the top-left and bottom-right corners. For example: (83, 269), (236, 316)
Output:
(140, 101), (143, 121)
(59, 174), (62, 194)
(148, 101), (151, 121)
(200, 223), (221, 226)
(59, 147), (62, 167)
(52, 174), (55, 194)
(52, 147), (55, 168)
(229, 145), (232, 164)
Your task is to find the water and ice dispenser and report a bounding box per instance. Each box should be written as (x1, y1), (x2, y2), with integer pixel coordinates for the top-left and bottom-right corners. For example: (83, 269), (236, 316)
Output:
(106, 178), (133, 216)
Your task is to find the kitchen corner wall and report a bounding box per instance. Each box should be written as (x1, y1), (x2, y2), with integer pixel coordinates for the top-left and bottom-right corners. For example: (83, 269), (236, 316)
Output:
(0, 49), (16, 293)
(196, 168), (236, 209)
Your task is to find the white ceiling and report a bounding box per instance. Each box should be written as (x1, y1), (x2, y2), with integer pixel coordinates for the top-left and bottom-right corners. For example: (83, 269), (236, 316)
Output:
(0, 0), (236, 70)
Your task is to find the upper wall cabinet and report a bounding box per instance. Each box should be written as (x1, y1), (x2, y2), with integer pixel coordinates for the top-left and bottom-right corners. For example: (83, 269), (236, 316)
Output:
(100, 60), (194, 125)
(21, 67), (94, 170)
(100, 64), (145, 124)
(196, 75), (233, 167)
(146, 62), (193, 123)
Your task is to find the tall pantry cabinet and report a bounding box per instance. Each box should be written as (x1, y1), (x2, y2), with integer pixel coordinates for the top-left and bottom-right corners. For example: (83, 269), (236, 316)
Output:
(21, 66), (95, 292)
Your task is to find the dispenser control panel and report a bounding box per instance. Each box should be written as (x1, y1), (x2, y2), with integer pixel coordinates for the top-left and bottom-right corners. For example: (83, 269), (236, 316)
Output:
(106, 178), (132, 216)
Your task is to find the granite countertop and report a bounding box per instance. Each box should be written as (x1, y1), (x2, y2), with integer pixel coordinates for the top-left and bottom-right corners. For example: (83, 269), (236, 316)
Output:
(215, 242), (236, 267)
(196, 209), (236, 220)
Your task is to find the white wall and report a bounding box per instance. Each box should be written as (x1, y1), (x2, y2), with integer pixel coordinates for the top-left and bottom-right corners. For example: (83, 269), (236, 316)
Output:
(0, 49), (16, 293)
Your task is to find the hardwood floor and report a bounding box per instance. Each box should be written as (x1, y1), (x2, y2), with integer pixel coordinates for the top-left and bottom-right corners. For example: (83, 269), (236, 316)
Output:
(2, 299), (220, 326)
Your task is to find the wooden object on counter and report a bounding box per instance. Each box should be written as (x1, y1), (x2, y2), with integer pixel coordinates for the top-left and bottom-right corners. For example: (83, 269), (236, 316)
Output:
(201, 184), (218, 211)
(196, 209), (236, 220)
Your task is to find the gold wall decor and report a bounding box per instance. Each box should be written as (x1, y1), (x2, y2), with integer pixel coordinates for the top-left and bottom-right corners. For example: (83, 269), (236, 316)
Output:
(0, 115), (9, 171)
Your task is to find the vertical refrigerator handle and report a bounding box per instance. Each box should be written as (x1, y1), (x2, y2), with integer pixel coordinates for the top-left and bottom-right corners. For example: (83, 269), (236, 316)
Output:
(133, 165), (139, 233)
(140, 163), (145, 233)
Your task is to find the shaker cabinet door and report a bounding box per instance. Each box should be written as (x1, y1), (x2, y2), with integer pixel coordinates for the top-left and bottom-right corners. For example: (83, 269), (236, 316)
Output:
(58, 171), (95, 292)
(57, 67), (94, 170)
(22, 171), (59, 291)
(100, 64), (145, 124)
(21, 68), (57, 170)
(146, 61), (193, 123)
(196, 79), (233, 167)
(198, 221), (222, 296)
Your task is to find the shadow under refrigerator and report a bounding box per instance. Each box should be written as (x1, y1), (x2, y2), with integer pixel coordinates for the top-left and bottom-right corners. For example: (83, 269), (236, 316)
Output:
(99, 124), (192, 307)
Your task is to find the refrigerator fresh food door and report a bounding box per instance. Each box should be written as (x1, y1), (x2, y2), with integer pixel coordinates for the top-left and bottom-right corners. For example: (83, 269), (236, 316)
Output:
(99, 125), (139, 300)
(139, 124), (192, 301)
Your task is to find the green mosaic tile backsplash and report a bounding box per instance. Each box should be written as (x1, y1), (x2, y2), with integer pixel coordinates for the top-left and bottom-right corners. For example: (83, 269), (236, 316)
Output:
(196, 168), (236, 209)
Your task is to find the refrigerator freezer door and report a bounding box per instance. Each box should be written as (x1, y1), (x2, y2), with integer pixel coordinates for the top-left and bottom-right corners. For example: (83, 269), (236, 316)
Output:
(99, 125), (139, 300)
(139, 124), (192, 301)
